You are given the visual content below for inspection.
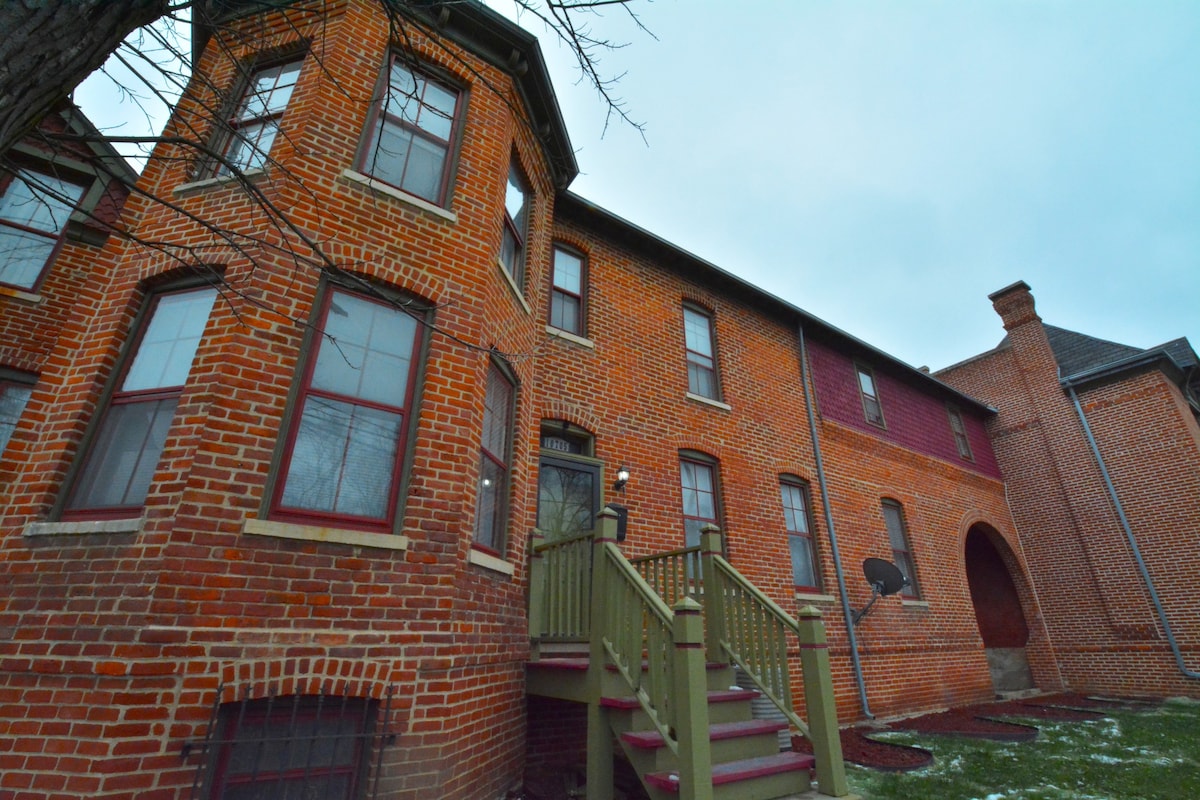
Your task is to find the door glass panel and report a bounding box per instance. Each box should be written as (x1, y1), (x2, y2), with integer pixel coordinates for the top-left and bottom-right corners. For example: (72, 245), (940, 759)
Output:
(537, 458), (598, 540)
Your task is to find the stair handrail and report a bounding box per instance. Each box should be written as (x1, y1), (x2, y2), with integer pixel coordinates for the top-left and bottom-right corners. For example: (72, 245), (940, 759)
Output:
(598, 538), (681, 755)
(530, 528), (594, 643)
(630, 545), (703, 608)
(700, 525), (850, 797)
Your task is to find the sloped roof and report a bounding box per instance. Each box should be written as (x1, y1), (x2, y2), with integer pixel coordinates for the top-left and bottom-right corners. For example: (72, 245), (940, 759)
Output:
(1043, 325), (1144, 378)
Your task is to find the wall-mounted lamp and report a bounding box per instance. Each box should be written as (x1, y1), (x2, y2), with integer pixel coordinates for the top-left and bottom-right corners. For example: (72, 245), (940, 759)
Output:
(613, 465), (630, 493)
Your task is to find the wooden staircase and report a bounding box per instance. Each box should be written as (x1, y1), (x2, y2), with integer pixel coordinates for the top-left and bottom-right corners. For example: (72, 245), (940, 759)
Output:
(529, 658), (816, 799)
(527, 511), (850, 800)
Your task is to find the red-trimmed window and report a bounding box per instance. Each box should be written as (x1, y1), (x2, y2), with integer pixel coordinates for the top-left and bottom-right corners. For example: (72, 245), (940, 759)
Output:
(0, 373), (36, 457)
(66, 286), (218, 516)
(947, 404), (973, 460)
(473, 361), (516, 553)
(882, 499), (919, 598)
(856, 365), (885, 427)
(209, 695), (375, 800)
(683, 305), (719, 400)
(549, 245), (586, 335)
(781, 477), (819, 590)
(359, 57), (462, 205)
(273, 288), (422, 529)
(216, 58), (303, 175)
(680, 454), (720, 548)
(499, 160), (529, 288)
(0, 168), (85, 290)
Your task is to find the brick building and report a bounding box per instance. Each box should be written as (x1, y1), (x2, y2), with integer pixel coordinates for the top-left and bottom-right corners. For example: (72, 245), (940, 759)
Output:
(938, 281), (1200, 699)
(0, 3), (1195, 799)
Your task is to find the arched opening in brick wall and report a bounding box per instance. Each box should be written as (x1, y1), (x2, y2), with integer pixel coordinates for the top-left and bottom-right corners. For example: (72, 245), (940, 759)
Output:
(965, 524), (1035, 693)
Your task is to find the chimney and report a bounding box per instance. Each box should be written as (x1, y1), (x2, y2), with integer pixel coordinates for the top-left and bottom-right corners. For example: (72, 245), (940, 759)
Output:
(988, 280), (1040, 332)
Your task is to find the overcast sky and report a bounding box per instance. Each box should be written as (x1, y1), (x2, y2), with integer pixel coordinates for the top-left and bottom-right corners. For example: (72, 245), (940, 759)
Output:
(501, 0), (1199, 370)
(76, 1), (1198, 371)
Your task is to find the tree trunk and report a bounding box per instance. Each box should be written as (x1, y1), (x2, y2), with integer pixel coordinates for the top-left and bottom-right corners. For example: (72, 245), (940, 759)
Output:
(0, 0), (168, 154)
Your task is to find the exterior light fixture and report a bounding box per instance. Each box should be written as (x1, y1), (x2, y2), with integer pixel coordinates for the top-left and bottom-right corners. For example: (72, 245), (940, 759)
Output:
(613, 465), (630, 492)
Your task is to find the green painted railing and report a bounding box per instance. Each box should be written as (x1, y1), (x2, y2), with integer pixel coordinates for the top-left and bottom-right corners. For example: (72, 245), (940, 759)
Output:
(599, 540), (679, 754)
(529, 528), (593, 642)
(631, 545), (702, 608)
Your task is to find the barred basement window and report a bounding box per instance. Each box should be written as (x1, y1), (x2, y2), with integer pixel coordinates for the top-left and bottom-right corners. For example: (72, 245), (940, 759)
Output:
(188, 687), (396, 800)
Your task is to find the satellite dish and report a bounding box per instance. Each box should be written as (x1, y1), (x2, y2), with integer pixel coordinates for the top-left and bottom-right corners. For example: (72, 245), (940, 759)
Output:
(852, 558), (910, 625)
(863, 557), (908, 597)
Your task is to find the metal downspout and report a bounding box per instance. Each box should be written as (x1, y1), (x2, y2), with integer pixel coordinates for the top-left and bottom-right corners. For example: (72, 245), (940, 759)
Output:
(798, 323), (874, 718)
(1066, 383), (1200, 679)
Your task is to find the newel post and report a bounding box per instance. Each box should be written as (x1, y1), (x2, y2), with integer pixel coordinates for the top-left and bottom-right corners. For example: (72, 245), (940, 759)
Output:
(528, 528), (546, 656)
(698, 523), (726, 664)
(673, 596), (714, 800)
(797, 605), (849, 797)
(585, 509), (619, 800)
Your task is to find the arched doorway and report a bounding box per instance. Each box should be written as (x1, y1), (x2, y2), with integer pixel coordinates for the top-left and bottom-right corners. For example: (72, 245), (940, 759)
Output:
(965, 524), (1035, 692)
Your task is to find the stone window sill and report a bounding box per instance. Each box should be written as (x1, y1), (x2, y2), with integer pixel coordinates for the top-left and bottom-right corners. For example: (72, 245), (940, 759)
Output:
(794, 591), (837, 604)
(901, 599), (930, 609)
(340, 169), (458, 223)
(243, 518), (409, 551)
(496, 260), (532, 315)
(469, 547), (515, 576)
(686, 392), (732, 411)
(24, 517), (144, 537)
(173, 168), (265, 196)
(545, 326), (594, 349)
(0, 284), (43, 304)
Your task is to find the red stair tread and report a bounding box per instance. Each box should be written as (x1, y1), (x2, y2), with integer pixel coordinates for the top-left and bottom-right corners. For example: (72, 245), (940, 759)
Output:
(601, 688), (760, 710)
(644, 752), (815, 792)
(527, 658), (589, 670)
(622, 719), (787, 749)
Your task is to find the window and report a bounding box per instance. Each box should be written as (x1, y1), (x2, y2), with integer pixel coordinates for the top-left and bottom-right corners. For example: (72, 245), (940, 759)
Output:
(66, 286), (218, 515)
(216, 58), (302, 175)
(359, 57), (462, 205)
(473, 361), (515, 553)
(0, 168), (85, 290)
(856, 365), (885, 427)
(882, 499), (919, 597)
(781, 477), (819, 590)
(683, 305), (718, 399)
(499, 160), (529, 288)
(680, 454), (720, 548)
(549, 245), (586, 335)
(207, 695), (376, 800)
(537, 421), (600, 541)
(947, 405), (973, 460)
(273, 288), (422, 529)
(0, 374), (36, 456)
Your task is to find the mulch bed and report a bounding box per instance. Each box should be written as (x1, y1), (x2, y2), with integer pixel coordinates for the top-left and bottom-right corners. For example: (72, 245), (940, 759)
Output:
(887, 708), (1039, 741)
(793, 729), (934, 772)
(968, 698), (1105, 723)
(1030, 692), (1161, 713)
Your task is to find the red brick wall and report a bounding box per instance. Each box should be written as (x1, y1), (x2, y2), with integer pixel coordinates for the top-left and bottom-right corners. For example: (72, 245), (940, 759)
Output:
(939, 284), (1200, 698)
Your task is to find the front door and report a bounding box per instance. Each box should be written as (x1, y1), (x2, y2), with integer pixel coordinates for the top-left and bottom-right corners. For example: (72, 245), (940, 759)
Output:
(537, 454), (601, 542)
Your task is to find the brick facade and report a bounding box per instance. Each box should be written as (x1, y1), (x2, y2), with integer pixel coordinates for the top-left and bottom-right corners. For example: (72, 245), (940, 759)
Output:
(1, 3), (1194, 799)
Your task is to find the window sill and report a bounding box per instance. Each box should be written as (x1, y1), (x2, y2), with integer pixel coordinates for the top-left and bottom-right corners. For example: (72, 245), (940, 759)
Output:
(495, 259), (532, 315)
(173, 168), (265, 196)
(340, 169), (458, 223)
(794, 591), (836, 604)
(901, 598), (930, 608)
(685, 392), (731, 411)
(545, 326), (594, 349)
(24, 517), (144, 537)
(243, 518), (409, 551)
(468, 547), (515, 576)
(0, 284), (43, 304)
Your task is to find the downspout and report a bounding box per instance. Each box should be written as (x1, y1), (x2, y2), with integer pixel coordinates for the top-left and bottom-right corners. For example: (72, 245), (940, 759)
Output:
(798, 323), (874, 718)
(1065, 382), (1200, 680)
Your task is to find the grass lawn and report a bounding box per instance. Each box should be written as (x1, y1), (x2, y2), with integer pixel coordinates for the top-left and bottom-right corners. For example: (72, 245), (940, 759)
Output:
(846, 697), (1200, 800)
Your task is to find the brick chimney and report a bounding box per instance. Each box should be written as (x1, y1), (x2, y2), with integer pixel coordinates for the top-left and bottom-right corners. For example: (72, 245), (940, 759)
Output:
(988, 280), (1040, 332)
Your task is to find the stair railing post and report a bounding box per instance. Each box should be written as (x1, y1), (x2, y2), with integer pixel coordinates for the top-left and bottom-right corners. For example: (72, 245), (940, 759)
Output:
(528, 528), (545, 659)
(586, 509), (619, 800)
(797, 605), (849, 797)
(698, 524), (726, 664)
(672, 596), (714, 800)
